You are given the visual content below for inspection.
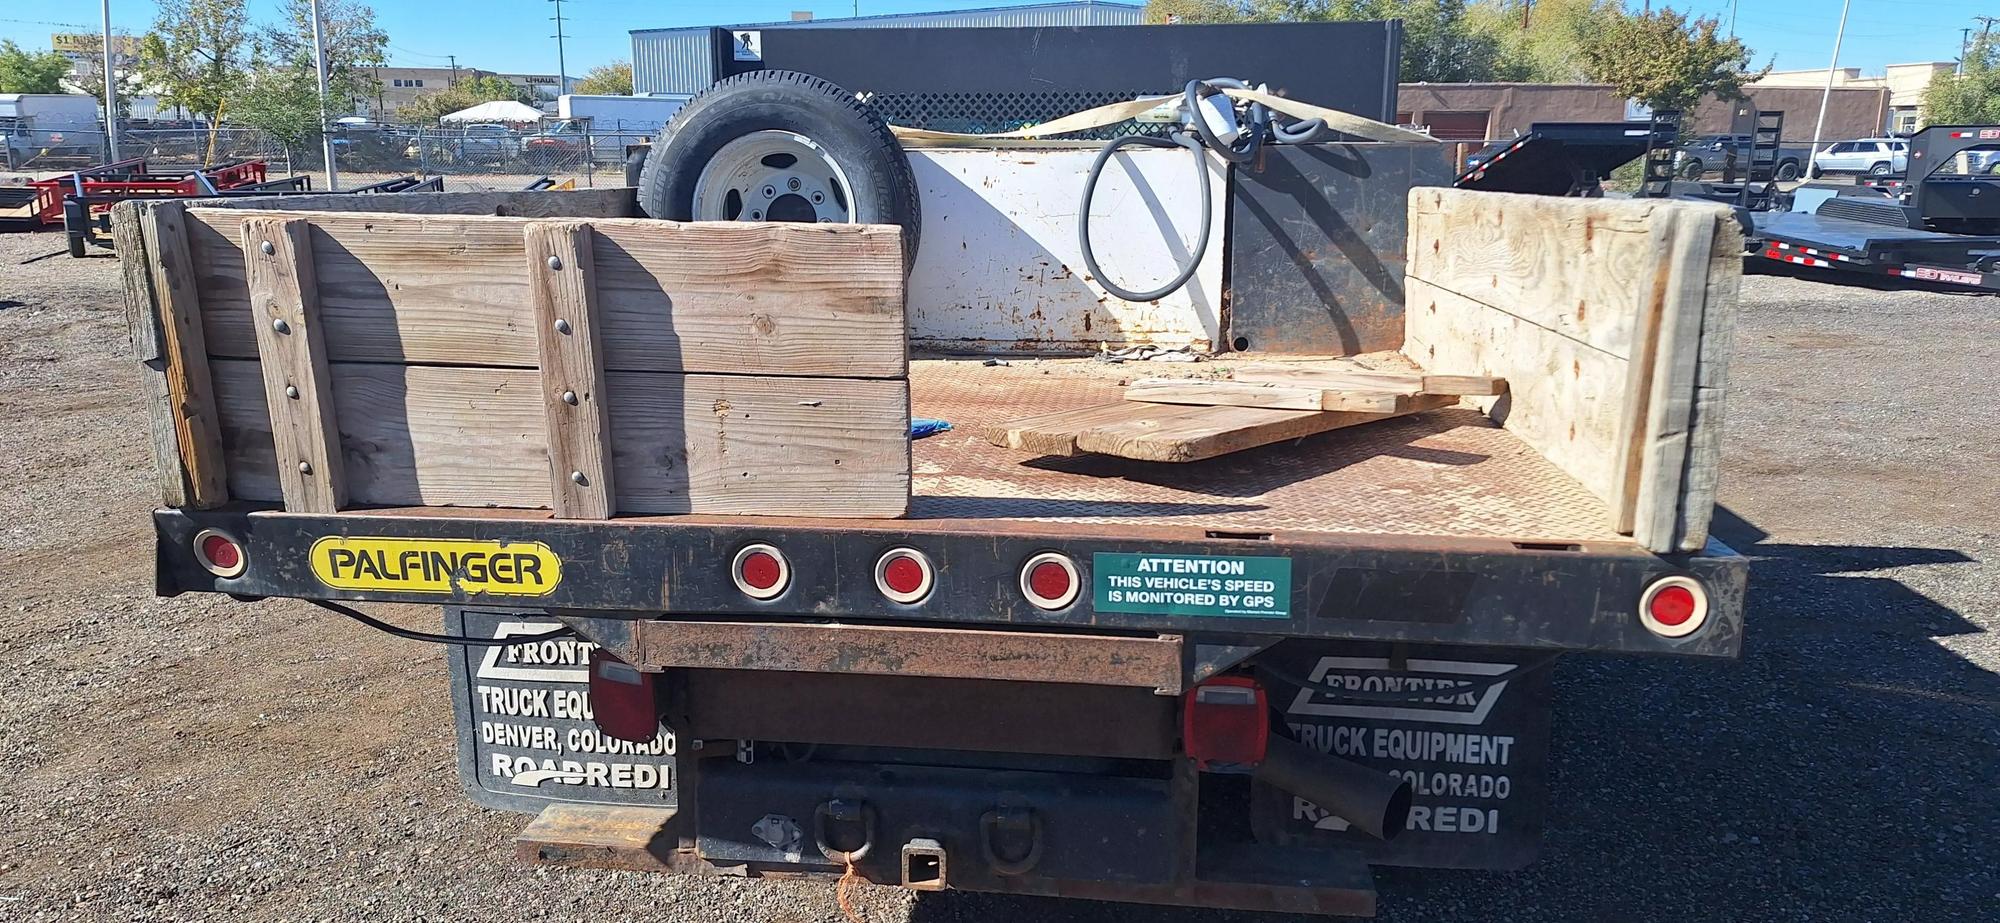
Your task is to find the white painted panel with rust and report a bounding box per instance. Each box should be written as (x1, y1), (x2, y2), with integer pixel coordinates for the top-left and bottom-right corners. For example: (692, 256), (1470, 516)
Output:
(905, 147), (1225, 353)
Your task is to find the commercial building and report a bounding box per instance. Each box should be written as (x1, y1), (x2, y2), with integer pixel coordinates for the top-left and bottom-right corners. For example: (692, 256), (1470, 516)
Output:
(353, 67), (565, 119)
(1749, 63), (1954, 134)
(630, 1), (1143, 95)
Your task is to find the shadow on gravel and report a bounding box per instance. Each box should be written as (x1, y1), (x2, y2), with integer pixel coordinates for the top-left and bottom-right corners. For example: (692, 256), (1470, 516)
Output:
(908, 505), (1996, 923)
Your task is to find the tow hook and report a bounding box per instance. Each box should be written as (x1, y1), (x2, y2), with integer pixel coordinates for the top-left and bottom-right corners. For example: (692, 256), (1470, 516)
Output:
(813, 799), (876, 863)
(978, 806), (1043, 876)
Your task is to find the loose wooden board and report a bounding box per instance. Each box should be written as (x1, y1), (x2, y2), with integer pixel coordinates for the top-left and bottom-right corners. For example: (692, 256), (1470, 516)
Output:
(1229, 363), (1506, 398)
(1123, 377), (1414, 413)
(210, 360), (911, 517)
(987, 395), (1456, 463)
(184, 210), (908, 378)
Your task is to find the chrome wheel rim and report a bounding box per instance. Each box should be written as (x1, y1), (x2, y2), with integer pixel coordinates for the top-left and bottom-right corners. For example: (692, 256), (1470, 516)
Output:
(691, 130), (854, 223)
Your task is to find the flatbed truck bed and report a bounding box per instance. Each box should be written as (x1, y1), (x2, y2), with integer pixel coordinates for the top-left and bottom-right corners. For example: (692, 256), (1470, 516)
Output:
(1750, 209), (2000, 289)
(121, 180), (1748, 915)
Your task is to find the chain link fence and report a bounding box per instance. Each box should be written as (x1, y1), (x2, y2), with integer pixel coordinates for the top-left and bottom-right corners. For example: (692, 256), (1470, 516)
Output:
(3, 123), (656, 191)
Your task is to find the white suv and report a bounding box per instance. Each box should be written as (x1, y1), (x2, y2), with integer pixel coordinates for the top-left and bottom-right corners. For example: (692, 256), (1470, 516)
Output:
(1811, 138), (1909, 177)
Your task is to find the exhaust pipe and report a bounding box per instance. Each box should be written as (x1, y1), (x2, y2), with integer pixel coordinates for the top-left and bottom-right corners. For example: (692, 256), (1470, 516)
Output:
(1254, 735), (1414, 840)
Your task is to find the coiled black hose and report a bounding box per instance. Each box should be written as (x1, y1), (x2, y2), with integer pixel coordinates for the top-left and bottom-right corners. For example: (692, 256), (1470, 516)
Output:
(1078, 78), (1323, 303)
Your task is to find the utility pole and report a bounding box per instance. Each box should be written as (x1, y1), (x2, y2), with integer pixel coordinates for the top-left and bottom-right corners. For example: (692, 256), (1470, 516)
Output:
(1809, 0), (1851, 168)
(1521, 0), (1531, 30)
(310, 0), (338, 191)
(447, 54), (458, 87)
(549, 0), (569, 97)
(1729, 0), (1738, 38)
(1961, 28), (1972, 74)
(100, 0), (118, 161)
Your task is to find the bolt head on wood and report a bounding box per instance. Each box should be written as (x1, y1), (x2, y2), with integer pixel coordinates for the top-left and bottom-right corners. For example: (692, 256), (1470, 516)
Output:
(554, 318), (573, 335)
(570, 471), (587, 485)
(561, 390), (578, 405)
(298, 461), (312, 475)
(259, 240), (275, 256)
(546, 255), (563, 271)
(272, 318), (292, 334)
(285, 385), (300, 400)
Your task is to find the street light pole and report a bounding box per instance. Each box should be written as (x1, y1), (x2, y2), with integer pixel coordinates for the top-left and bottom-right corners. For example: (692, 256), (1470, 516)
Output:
(1808, 0), (1851, 167)
(310, 0), (339, 190)
(550, 0), (569, 97)
(101, 0), (119, 161)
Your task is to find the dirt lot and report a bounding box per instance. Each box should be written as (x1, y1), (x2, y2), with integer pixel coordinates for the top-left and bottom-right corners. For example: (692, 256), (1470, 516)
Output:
(0, 224), (1994, 922)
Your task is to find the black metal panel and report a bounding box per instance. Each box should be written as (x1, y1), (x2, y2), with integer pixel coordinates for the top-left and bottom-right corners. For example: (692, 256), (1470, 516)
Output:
(154, 509), (1746, 657)
(729, 22), (1401, 127)
(1226, 143), (1455, 355)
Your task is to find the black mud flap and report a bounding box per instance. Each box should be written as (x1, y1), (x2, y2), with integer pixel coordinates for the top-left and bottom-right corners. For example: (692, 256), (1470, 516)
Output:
(1250, 642), (1552, 870)
(443, 608), (679, 813)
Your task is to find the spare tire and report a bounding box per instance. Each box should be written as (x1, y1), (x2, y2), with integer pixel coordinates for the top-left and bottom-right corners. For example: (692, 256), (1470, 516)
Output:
(637, 70), (920, 268)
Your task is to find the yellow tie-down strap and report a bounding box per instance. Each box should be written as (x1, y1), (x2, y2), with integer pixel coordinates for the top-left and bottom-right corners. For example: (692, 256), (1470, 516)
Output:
(888, 86), (1438, 146)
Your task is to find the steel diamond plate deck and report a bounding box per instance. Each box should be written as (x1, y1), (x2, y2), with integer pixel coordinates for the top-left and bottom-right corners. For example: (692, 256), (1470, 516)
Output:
(908, 358), (1622, 541)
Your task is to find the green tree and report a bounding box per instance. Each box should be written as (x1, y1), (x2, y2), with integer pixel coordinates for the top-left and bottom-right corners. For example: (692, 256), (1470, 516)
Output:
(1467, 0), (1626, 83)
(0, 40), (73, 94)
(396, 75), (533, 124)
(573, 61), (633, 96)
(1577, 8), (1764, 114)
(61, 35), (148, 118)
(137, 0), (251, 126)
(1921, 33), (2000, 127)
(1141, 0), (1502, 82)
(235, 0), (387, 154)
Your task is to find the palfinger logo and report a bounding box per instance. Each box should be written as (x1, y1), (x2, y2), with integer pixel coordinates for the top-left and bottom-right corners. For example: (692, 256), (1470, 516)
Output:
(310, 536), (562, 596)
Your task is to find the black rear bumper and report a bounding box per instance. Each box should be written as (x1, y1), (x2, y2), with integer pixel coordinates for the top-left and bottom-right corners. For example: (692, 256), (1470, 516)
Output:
(154, 507), (1745, 659)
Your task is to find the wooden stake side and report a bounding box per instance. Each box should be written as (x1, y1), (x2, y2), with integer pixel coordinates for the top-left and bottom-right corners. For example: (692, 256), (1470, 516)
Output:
(139, 203), (229, 508)
(243, 216), (347, 513)
(526, 221), (617, 519)
(114, 202), (192, 508)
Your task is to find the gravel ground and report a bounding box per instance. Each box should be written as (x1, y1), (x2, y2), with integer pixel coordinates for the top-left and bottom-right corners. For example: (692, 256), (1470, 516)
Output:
(0, 224), (1994, 922)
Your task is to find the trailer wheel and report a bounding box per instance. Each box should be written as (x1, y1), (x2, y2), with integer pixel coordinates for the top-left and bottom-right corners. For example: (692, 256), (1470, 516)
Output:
(636, 70), (920, 268)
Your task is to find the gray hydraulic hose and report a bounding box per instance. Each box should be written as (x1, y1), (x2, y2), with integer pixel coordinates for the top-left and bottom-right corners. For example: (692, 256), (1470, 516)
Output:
(1076, 132), (1213, 303)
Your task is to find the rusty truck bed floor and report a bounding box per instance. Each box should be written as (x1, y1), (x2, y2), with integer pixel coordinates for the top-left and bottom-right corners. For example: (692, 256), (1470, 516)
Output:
(907, 357), (1623, 541)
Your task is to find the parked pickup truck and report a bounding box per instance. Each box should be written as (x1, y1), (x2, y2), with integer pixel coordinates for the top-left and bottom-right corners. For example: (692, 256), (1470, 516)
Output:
(111, 176), (1746, 915)
(1677, 132), (1810, 181)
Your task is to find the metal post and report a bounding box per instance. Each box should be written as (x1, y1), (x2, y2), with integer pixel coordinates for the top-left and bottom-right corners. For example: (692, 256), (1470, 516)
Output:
(550, 0), (569, 96)
(1808, 0), (1851, 170)
(101, 0), (119, 162)
(310, 0), (339, 191)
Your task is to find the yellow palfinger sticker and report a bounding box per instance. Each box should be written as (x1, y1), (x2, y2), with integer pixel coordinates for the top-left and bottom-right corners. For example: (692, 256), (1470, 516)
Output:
(311, 537), (563, 596)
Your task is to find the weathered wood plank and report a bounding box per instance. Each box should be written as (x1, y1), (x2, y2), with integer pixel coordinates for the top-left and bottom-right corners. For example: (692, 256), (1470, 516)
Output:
(1123, 377), (1413, 413)
(1661, 209), (1744, 552)
(210, 361), (910, 517)
(526, 221), (616, 519)
(1125, 378), (1330, 411)
(184, 210), (907, 378)
(243, 216), (346, 513)
(1074, 397), (1455, 463)
(980, 402), (1154, 457)
(112, 201), (189, 507)
(1401, 277), (1632, 509)
(1626, 208), (1714, 547)
(1407, 187), (1669, 359)
(140, 202), (229, 508)
(989, 395), (1454, 463)
(1228, 363), (1506, 399)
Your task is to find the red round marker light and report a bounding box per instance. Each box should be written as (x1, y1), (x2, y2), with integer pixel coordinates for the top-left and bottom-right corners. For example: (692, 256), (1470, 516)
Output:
(875, 548), (935, 604)
(1019, 552), (1081, 610)
(1649, 586), (1697, 626)
(1639, 576), (1709, 638)
(192, 528), (247, 578)
(731, 544), (790, 600)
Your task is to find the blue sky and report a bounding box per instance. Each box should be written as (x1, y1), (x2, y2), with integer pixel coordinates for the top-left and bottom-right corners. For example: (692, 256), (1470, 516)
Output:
(2, 1), (1991, 78)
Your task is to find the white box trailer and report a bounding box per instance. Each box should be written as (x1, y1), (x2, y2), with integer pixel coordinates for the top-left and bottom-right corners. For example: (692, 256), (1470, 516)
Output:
(0, 93), (103, 164)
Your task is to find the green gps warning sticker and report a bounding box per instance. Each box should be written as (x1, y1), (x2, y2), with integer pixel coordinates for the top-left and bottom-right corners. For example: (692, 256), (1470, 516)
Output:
(1092, 552), (1292, 619)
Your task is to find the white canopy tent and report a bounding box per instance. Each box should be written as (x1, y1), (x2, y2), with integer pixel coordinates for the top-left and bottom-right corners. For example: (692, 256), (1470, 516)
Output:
(439, 100), (544, 125)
